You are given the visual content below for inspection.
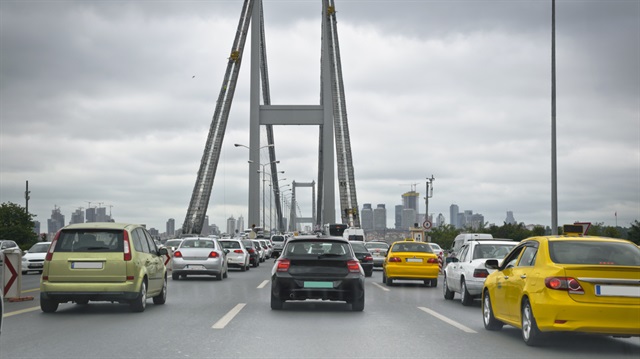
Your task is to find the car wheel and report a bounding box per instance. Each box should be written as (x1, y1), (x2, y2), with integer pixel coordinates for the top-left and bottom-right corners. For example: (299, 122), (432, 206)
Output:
(22, 271), (27, 275)
(522, 298), (543, 346)
(382, 271), (387, 284)
(270, 289), (283, 310)
(430, 278), (438, 287)
(223, 267), (228, 279)
(482, 290), (503, 331)
(215, 272), (223, 281)
(351, 288), (365, 312)
(241, 263), (247, 272)
(172, 272), (179, 280)
(443, 275), (454, 300)
(153, 276), (167, 305)
(461, 279), (473, 306)
(40, 297), (59, 313)
(386, 276), (394, 287)
(365, 270), (372, 278)
(130, 280), (147, 312)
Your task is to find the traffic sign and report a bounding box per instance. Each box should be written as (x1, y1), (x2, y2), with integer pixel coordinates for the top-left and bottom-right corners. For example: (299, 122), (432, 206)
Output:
(423, 220), (432, 230)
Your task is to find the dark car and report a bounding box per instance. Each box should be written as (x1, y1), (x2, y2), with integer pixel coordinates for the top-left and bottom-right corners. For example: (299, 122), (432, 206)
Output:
(270, 235), (365, 311)
(241, 239), (260, 267)
(349, 241), (373, 277)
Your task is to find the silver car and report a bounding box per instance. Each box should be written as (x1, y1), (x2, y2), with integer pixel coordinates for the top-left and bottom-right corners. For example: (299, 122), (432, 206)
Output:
(253, 239), (266, 262)
(219, 239), (250, 271)
(172, 237), (228, 280)
(364, 241), (389, 268)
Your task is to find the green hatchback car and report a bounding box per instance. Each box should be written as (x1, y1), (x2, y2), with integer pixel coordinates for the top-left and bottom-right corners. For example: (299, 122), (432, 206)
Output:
(40, 222), (169, 313)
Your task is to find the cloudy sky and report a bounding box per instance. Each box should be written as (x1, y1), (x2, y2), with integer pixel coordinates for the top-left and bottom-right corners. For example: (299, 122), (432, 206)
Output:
(1, 0), (638, 234)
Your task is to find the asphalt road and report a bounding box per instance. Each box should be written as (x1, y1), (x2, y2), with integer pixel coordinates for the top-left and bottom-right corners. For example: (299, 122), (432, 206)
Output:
(2, 263), (639, 358)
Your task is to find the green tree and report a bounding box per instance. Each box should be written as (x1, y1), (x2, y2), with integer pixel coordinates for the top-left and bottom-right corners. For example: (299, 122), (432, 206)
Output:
(628, 220), (640, 244)
(0, 202), (38, 249)
(428, 224), (460, 250)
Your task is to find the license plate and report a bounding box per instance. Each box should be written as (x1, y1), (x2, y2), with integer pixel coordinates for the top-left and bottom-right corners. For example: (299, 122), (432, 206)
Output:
(71, 262), (103, 269)
(406, 258), (423, 263)
(30, 263), (43, 268)
(186, 265), (206, 270)
(303, 281), (333, 289)
(595, 285), (640, 297)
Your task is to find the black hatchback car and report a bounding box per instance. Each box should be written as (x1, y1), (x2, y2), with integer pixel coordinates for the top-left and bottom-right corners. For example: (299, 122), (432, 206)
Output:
(241, 239), (260, 268)
(270, 235), (365, 311)
(349, 241), (373, 277)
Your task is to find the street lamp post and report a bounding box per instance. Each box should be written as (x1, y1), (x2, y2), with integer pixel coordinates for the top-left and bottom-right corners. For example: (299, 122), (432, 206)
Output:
(425, 175), (435, 230)
(257, 161), (281, 231)
(235, 143), (275, 227)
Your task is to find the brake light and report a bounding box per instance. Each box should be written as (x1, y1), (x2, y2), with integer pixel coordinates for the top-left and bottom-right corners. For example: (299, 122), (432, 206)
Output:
(173, 251), (183, 258)
(276, 259), (290, 272)
(388, 257), (402, 262)
(364, 255), (373, 261)
(247, 248), (255, 254)
(427, 258), (438, 264)
(209, 251), (219, 258)
(123, 230), (132, 261)
(234, 249), (244, 254)
(45, 231), (60, 261)
(473, 268), (489, 278)
(347, 260), (361, 273)
(545, 277), (584, 294)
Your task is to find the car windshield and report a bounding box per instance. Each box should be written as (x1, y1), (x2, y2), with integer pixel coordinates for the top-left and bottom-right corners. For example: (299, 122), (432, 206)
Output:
(55, 230), (123, 252)
(220, 241), (241, 249)
(549, 240), (640, 266)
(392, 242), (432, 253)
(350, 242), (368, 252)
(472, 244), (515, 259)
(429, 243), (441, 250)
(181, 239), (215, 249)
(285, 240), (351, 257)
(29, 243), (51, 253)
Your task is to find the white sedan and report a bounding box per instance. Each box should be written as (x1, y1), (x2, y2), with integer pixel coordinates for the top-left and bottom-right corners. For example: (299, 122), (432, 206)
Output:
(442, 239), (515, 306)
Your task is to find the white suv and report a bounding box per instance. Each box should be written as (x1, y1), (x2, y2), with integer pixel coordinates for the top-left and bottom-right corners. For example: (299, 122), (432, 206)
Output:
(442, 239), (515, 306)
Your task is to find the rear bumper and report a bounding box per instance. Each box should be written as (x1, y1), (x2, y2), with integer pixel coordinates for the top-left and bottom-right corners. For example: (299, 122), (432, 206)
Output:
(40, 281), (140, 302)
(272, 274), (364, 302)
(385, 265), (440, 280)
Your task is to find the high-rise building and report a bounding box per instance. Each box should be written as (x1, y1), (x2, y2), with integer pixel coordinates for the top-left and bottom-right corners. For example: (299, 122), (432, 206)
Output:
(237, 215), (245, 234)
(96, 207), (109, 222)
(86, 207), (96, 222)
(401, 208), (417, 229)
(402, 191), (420, 214)
(450, 204), (459, 228)
(394, 205), (403, 229)
(70, 208), (84, 224)
(33, 220), (41, 236)
(505, 211), (516, 225)
(47, 206), (65, 236)
(166, 218), (175, 237)
(373, 204), (387, 230)
(226, 216), (236, 236)
(201, 216), (210, 236)
(361, 203), (373, 231)
(436, 213), (445, 227)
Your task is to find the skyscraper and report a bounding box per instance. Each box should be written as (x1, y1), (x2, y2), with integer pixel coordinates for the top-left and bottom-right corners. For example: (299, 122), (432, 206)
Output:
(361, 203), (373, 231)
(47, 206), (65, 236)
(373, 204), (387, 230)
(237, 215), (245, 234)
(450, 204), (459, 228)
(166, 218), (175, 236)
(70, 208), (84, 224)
(505, 211), (516, 225)
(402, 190), (420, 214)
(394, 205), (403, 229)
(226, 216), (236, 236)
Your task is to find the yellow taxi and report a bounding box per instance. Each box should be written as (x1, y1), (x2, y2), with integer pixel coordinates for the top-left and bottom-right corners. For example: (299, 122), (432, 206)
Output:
(481, 225), (640, 346)
(382, 240), (440, 287)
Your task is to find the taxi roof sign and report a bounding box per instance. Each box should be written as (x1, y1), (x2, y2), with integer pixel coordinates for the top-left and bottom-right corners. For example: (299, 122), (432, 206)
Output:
(563, 224), (589, 236)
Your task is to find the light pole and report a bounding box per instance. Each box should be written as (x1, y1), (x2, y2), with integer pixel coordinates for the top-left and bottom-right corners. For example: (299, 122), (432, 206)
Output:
(235, 143), (275, 227)
(257, 161), (281, 230)
(424, 175), (435, 229)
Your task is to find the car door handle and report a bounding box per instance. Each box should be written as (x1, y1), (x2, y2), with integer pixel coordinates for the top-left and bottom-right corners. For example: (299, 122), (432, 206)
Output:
(503, 276), (509, 280)
(520, 275), (527, 279)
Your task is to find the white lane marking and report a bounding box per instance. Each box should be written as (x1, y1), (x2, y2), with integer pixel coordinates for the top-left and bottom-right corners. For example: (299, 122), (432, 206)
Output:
(4, 306), (41, 317)
(212, 303), (246, 329)
(418, 307), (477, 333)
(371, 282), (390, 292)
(257, 280), (269, 289)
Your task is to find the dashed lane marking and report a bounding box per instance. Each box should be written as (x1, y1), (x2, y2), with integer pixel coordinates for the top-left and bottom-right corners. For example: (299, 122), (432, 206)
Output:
(4, 306), (41, 317)
(212, 303), (246, 329)
(257, 280), (269, 289)
(418, 306), (477, 333)
(371, 282), (390, 292)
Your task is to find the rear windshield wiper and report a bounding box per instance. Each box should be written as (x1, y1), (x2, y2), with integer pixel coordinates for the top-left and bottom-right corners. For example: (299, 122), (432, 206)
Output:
(317, 253), (343, 259)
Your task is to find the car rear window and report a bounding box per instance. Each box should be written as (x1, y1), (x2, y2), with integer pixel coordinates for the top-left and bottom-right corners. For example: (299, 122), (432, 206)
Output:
(271, 236), (284, 242)
(55, 230), (123, 252)
(549, 240), (640, 266)
(392, 242), (433, 253)
(472, 244), (515, 260)
(181, 239), (215, 248)
(220, 241), (241, 249)
(350, 242), (368, 252)
(285, 240), (351, 257)
(365, 242), (388, 250)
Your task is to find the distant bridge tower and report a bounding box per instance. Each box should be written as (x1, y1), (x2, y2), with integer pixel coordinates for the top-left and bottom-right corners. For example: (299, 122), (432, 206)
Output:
(182, 0), (360, 235)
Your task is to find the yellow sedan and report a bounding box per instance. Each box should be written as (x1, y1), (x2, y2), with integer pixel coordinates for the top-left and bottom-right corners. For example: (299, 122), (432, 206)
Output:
(482, 225), (640, 346)
(382, 240), (440, 287)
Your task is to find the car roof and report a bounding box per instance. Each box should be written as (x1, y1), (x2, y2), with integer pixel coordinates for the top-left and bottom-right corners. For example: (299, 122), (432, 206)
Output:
(62, 222), (143, 230)
(287, 235), (348, 243)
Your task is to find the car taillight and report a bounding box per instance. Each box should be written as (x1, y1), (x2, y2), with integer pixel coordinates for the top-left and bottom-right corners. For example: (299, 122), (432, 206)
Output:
(347, 260), (361, 273)
(545, 277), (584, 294)
(123, 230), (132, 261)
(45, 231), (60, 261)
(234, 249), (244, 254)
(209, 251), (219, 258)
(364, 255), (373, 261)
(473, 268), (489, 278)
(276, 259), (290, 272)
(427, 258), (438, 264)
(173, 251), (182, 258)
(389, 257), (402, 262)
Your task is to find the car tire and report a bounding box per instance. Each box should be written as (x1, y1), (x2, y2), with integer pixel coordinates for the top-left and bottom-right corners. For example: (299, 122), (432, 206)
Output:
(215, 272), (223, 281)
(130, 280), (147, 313)
(382, 271), (387, 284)
(172, 272), (179, 280)
(241, 264), (247, 272)
(153, 276), (167, 305)
(522, 298), (543, 346)
(351, 289), (365, 312)
(430, 278), (438, 287)
(443, 275), (454, 300)
(22, 271), (27, 275)
(223, 267), (228, 279)
(252, 260), (258, 268)
(461, 279), (473, 306)
(482, 290), (503, 331)
(40, 297), (59, 313)
(270, 290), (283, 310)
(386, 277), (394, 286)
(365, 270), (372, 278)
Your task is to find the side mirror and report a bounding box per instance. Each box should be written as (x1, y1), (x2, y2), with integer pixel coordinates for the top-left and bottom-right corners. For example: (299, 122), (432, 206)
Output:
(485, 259), (499, 270)
(445, 257), (458, 264)
(158, 247), (169, 256)
(224, 249), (230, 254)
